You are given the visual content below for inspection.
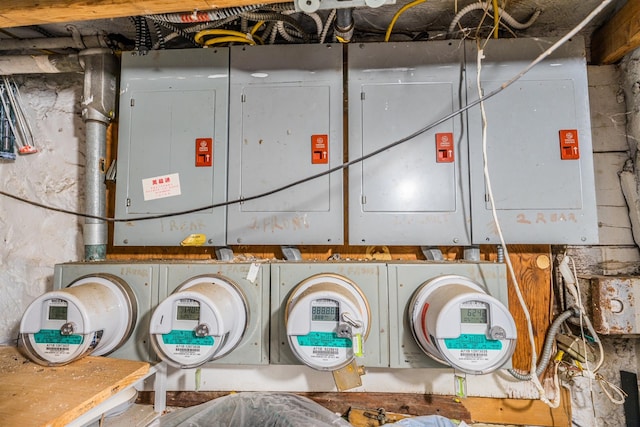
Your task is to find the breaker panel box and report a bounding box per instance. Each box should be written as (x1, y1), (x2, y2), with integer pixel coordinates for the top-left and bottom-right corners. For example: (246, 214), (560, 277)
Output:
(157, 262), (270, 365)
(114, 48), (229, 246)
(270, 262), (389, 368)
(53, 262), (160, 362)
(466, 37), (598, 244)
(348, 41), (470, 245)
(387, 261), (510, 369)
(227, 44), (343, 245)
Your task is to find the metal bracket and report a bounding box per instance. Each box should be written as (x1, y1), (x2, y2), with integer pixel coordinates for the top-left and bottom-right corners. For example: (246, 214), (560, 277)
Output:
(420, 246), (444, 261)
(281, 246), (302, 261)
(215, 246), (235, 261)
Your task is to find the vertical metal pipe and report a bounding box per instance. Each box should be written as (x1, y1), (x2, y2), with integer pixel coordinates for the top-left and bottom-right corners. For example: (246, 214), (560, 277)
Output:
(79, 48), (117, 261)
(335, 8), (354, 43)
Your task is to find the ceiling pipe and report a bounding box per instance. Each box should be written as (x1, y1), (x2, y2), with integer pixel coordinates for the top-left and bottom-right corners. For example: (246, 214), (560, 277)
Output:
(79, 48), (118, 261)
(0, 54), (83, 75)
(0, 34), (108, 52)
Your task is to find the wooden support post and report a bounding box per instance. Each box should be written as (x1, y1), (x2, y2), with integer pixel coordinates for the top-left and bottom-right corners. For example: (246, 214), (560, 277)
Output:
(592, 0), (640, 65)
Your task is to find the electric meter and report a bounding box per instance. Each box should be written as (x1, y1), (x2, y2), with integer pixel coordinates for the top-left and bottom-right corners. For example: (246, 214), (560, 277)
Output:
(409, 275), (516, 374)
(19, 275), (137, 366)
(150, 275), (247, 368)
(286, 274), (370, 371)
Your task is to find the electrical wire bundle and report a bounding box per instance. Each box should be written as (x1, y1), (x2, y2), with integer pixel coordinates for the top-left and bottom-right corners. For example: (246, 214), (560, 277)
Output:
(127, 3), (341, 49)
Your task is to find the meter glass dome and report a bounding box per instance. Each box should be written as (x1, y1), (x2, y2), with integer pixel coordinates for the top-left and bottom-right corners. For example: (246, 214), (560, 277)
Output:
(285, 274), (370, 371)
(150, 275), (248, 368)
(19, 275), (137, 366)
(409, 275), (516, 374)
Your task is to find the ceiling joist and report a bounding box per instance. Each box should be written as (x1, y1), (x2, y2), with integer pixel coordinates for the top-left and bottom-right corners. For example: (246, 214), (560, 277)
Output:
(0, 0), (273, 29)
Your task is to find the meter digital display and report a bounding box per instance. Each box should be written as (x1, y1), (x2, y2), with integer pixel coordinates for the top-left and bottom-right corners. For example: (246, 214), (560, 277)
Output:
(177, 304), (200, 321)
(48, 305), (68, 321)
(409, 275), (517, 374)
(460, 307), (487, 324)
(311, 304), (339, 322)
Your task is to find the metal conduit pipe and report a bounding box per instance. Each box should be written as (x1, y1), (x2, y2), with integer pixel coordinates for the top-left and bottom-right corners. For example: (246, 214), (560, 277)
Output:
(79, 48), (118, 261)
(0, 35), (108, 52)
(335, 8), (354, 42)
(0, 54), (83, 75)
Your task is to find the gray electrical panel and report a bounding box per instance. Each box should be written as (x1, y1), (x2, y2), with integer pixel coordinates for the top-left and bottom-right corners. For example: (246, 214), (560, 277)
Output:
(114, 49), (229, 246)
(227, 44), (343, 245)
(466, 37), (598, 244)
(53, 262), (160, 362)
(348, 41), (470, 246)
(387, 261), (509, 368)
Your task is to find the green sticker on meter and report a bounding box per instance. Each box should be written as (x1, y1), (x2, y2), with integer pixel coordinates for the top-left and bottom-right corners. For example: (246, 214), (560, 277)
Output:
(444, 334), (502, 350)
(162, 330), (214, 346)
(297, 332), (352, 348)
(33, 329), (83, 345)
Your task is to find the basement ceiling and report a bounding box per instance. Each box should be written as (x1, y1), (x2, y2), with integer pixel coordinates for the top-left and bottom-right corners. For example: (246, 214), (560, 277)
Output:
(0, 0), (631, 62)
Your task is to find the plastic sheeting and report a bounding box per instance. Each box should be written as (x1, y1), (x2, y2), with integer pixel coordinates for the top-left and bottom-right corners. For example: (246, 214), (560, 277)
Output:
(152, 392), (353, 427)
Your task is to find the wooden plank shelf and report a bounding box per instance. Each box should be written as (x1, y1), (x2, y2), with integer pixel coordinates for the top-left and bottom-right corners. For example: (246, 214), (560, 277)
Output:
(0, 346), (149, 427)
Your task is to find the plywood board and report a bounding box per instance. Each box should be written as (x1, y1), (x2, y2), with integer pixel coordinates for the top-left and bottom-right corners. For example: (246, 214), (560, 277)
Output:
(0, 346), (149, 427)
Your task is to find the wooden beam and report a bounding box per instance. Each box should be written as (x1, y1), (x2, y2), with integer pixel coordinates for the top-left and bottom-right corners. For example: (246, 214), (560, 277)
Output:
(592, 0), (640, 64)
(0, 0), (278, 29)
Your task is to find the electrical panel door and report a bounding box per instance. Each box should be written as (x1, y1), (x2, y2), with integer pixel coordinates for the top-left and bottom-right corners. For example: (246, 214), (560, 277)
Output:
(348, 41), (470, 245)
(53, 262), (160, 362)
(228, 44), (343, 245)
(466, 37), (598, 244)
(114, 49), (229, 246)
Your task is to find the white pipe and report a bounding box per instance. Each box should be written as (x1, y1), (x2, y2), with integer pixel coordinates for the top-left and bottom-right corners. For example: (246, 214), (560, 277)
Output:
(0, 54), (82, 75)
(0, 35), (107, 51)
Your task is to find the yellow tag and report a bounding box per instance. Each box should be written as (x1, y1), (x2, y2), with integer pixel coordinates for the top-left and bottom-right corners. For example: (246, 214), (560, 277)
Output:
(454, 373), (467, 398)
(353, 333), (363, 357)
(181, 234), (207, 246)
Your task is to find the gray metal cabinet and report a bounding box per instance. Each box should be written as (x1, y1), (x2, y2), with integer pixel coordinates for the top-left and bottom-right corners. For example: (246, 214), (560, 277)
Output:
(348, 41), (471, 245)
(114, 48), (229, 246)
(227, 44), (344, 245)
(466, 37), (598, 244)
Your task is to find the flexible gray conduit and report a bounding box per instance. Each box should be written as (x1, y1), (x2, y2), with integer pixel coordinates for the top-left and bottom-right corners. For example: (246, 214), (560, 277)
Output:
(448, 2), (541, 36)
(240, 11), (310, 42)
(508, 308), (578, 381)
